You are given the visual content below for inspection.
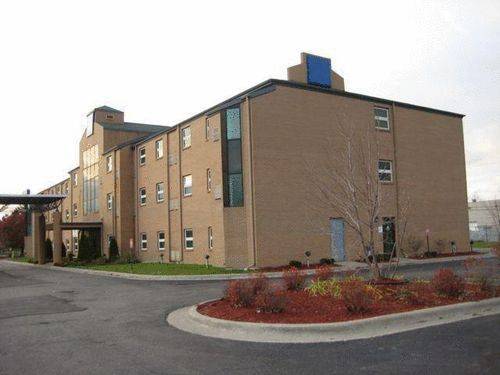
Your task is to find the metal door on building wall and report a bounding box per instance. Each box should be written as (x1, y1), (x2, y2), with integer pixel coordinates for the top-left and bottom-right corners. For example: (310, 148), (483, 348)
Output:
(330, 218), (346, 261)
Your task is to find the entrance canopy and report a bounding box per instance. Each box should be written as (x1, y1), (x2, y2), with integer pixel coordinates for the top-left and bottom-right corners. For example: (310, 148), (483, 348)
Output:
(0, 194), (66, 212)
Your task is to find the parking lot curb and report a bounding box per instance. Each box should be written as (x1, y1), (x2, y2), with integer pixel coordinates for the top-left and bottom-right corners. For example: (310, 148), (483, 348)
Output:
(167, 297), (500, 343)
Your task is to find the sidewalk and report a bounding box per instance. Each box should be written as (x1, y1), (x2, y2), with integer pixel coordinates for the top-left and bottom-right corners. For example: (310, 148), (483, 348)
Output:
(2, 251), (495, 282)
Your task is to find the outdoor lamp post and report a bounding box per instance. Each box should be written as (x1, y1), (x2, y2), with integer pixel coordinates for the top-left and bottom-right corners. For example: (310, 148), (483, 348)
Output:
(160, 253), (164, 264)
(469, 240), (474, 253)
(205, 254), (210, 268)
(305, 251), (311, 267)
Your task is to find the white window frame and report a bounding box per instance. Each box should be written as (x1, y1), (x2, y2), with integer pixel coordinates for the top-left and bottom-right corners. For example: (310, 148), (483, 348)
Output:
(184, 228), (194, 250)
(378, 160), (393, 182)
(107, 193), (113, 210)
(106, 155), (113, 173)
(374, 107), (390, 130)
(208, 226), (213, 250)
(155, 139), (163, 159)
(182, 127), (191, 149)
(205, 118), (210, 141)
(139, 147), (146, 166)
(140, 233), (148, 251)
(206, 168), (212, 192)
(139, 187), (147, 206)
(156, 182), (165, 203)
(157, 231), (165, 251)
(73, 173), (78, 186)
(183, 175), (192, 197)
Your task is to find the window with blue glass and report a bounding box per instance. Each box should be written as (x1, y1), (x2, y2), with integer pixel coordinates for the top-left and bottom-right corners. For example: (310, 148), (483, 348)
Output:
(222, 106), (243, 207)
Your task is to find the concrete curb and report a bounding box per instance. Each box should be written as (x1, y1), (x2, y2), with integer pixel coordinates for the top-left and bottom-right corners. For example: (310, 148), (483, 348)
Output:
(2, 252), (494, 282)
(167, 297), (500, 343)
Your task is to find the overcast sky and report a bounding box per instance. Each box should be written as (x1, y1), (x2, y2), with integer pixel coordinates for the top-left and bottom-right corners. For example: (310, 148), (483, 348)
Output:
(0, 0), (498, 201)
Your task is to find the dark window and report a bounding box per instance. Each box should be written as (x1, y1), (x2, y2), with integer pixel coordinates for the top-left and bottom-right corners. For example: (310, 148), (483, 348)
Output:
(222, 106), (243, 207)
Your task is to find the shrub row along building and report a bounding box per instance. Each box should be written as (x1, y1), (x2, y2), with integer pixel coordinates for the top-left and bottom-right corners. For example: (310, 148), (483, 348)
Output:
(27, 53), (469, 268)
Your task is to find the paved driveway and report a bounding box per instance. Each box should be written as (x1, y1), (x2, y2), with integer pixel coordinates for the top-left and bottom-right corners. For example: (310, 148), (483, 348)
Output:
(0, 260), (498, 374)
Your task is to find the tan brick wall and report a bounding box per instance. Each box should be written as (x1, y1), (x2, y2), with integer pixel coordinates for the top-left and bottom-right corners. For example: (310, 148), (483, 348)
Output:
(248, 85), (468, 266)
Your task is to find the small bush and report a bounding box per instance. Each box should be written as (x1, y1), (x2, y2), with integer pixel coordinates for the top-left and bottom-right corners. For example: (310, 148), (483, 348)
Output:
(431, 268), (465, 297)
(225, 280), (256, 308)
(255, 287), (287, 313)
(434, 239), (446, 253)
(376, 253), (391, 262)
(249, 273), (269, 294)
(313, 265), (333, 281)
(319, 258), (335, 265)
(307, 279), (341, 297)
(404, 235), (424, 258)
(109, 237), (119, 260)
(464, 258), (496, 294)
(282, 267), (306, 291)
(395, 282), (428, 305)
(341, 280), (374, 313)
(289, 260), (302, 268)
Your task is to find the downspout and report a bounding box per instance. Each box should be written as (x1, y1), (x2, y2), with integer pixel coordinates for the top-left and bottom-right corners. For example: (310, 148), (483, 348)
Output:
(178, 127), (184, 262)
(391, 103), (400, 246)
(246, 97), (257, 268)
(113, 149), (117, 241)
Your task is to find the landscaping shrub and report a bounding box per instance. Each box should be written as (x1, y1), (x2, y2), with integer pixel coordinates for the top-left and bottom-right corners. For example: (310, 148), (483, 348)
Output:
(395, 282), (429, 305)
(464, 258), (496, 295)
(341, 280), (374, 313)
(313, 265), (333, 281)
(376, 253), (391, 262)
(109, 237), (119, 260)
(434, 239), (446, 253)
(306, 279), (341, 297)
(282, 267), (306, 291)
(289, 260), (302, 268)
(44, 238), (53, 261)
(255, 287), (287, 313)
(431, 268), (465, 297)
(404, 234), (424, 258)
(224, 280), (256, 308)
(319, 258), (335, 265)
(249, 273), (269, 294)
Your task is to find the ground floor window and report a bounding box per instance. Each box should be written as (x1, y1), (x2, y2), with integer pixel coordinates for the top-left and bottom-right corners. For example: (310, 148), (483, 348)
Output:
(140, 233), (147, 251)
(158, 231), (165, 251)
(184, 228), (194, 250)
(208, 226), (213, 249)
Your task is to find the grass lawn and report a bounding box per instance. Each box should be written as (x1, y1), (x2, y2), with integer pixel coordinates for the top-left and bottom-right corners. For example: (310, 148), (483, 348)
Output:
(472, 241), (499, 249)
(8, 256), (33, 263)
(66, 262), (248, 276)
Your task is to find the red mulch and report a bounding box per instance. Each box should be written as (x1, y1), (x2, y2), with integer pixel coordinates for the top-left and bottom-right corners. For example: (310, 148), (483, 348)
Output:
(256, 263), (339, 272)
(198, 283), (498, 324)
(409, 251), (481, 260)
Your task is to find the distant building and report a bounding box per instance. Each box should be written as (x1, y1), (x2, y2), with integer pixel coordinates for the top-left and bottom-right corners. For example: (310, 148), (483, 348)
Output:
(469, 199), (500, 242)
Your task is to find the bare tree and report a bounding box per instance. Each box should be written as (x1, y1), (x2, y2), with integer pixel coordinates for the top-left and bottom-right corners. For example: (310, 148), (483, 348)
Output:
(486, 199), (500, 242)
(304, 114), (383, 279)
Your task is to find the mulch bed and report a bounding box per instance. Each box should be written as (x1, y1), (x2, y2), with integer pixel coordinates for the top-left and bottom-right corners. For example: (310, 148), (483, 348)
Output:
(198, 283), (498, 324)
(409, 251), (481, 260)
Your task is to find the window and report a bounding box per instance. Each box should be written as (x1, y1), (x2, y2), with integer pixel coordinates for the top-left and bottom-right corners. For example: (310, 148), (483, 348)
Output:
(182, 127), (191, 149)
(205, 118), (211, 141)
(73, 230), (78, 252)
(86, 112), (94, 137)
(183, 175), (192, 197)
(140, 233), (147, 251)
(206, 169), (212, 192)
(65, 209), (69, 220)
(83, 144), (99, 214)
(107, 193), (113, 210)
(65, 238), (70, 250)
(155, 139), (163, 159)
(106, 155), (113, 172)
(139, 187), (146, 205)
(222, 106), (243, 206)
(184, 228), (194, 250)
(378, 160), (393, 182)
(208, 226), (213, 249)
(156, 182), (165, 203)
(139, 147), (146, 166)
(73, 203), (78, 217)
(106, 114), (115, 120)
(73, 173), (78, 186)
(374, 107), (390, 130)
(157, 231), (165, 251)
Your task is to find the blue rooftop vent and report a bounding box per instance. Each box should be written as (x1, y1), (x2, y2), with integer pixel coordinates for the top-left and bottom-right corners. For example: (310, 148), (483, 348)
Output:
(306, 54), (332, 88)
